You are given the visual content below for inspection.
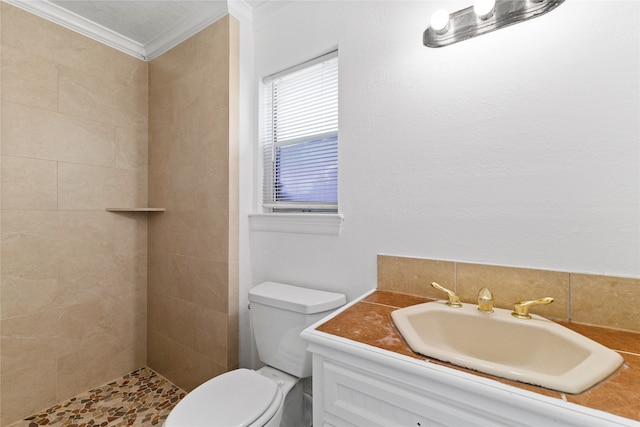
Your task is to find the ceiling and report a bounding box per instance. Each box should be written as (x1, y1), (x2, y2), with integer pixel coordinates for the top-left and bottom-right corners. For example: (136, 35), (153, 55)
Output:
(4, 0), (272, 61)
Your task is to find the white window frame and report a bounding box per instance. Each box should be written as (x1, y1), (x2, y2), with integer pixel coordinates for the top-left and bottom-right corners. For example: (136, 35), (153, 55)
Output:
(251, 51), (343, 235)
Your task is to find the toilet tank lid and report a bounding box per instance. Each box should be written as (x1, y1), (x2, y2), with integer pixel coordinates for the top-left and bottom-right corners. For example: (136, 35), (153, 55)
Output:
(249, 282), (346, 314)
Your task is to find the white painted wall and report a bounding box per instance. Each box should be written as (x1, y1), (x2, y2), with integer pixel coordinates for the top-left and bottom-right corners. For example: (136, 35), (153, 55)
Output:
(239, 0), (639, 368)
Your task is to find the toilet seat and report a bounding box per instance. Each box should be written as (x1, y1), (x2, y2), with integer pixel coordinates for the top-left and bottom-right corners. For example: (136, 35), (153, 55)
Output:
(164, 369), (283, 427)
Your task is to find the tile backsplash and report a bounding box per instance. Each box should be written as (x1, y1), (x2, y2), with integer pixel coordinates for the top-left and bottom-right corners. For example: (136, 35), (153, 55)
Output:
(378, 254), (640, 333)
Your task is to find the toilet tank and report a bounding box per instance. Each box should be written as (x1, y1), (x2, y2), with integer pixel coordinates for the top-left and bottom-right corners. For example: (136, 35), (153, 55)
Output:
(249, 282), (346, 378)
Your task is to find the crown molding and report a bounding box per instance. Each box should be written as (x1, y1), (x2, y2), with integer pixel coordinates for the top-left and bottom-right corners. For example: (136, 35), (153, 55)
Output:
(228, 0), (254, 29)
(3, 0), (256, 61)
(144, 2), (229, 61)
(4, 0), (147, 59)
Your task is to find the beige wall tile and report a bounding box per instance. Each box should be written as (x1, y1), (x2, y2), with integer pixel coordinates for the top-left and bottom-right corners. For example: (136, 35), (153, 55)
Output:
(572, 274), (640, 332)
(171, 210), (229, 261)
(193, 307), (228, 365)
(1, 210), (59, 266)
(1, 300), (111, 374)
(1, 360), (57, 425)
(1, 5), (149, 423)
(116, 126), (148, 169)
(58, 163), (145, 209)
(1, 260), (58, 319)
(377, 255), (456, 300)
(57, 335), (145, 402)
(0, 260), (58, 319)
(1, 4), (146, 89)
(169, 341), (227, 392)
(56, 210), (114, 257)
(172, 162), (228, 211)
(58, 66), (147, 130)
(457, 263), (569, 320)
(2, 101), (116, 166)
(146, 13), (237, 389)
(172, 255), (229, 313)
(1, 155), (57, 209)
(1, 46), (58, 111)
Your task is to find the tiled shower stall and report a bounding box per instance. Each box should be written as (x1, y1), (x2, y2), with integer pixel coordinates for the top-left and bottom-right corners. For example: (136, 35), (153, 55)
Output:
(0, 4), (239, 424)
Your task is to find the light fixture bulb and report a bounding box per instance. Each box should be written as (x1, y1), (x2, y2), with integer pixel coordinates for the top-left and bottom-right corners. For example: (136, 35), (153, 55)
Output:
(474, 0), (496, 19)
(430, 9), (450, 34)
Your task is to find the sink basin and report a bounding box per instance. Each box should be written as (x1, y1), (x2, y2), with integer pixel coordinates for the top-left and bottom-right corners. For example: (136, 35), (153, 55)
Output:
(391, 301), (624, 394)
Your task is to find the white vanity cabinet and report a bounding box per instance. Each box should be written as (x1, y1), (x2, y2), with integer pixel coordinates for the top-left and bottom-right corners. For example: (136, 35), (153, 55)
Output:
(301, 297), (639, 427)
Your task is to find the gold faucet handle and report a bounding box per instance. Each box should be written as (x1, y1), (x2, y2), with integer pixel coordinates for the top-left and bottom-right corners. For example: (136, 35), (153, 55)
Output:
(477, 287), (494, 313)
(431, 282), (462, 308)
(511, 297), (554, 319)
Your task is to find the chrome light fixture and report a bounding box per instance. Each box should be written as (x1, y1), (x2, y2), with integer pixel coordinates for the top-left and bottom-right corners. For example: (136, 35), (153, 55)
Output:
(424, 0), (565, 48)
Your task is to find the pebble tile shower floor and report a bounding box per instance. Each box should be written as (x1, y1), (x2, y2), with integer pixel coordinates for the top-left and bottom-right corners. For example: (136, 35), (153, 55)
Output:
(7, 367), (186, 427)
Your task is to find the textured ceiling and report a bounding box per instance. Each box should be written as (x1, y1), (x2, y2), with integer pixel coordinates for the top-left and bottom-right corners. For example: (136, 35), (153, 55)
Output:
(49, 1), (212, 45)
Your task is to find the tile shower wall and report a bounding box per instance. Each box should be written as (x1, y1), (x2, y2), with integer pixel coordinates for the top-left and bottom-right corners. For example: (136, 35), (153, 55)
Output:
(0, 4), (148, 425)
(378, 254), (640, 333)
(147, 16), (239, 392)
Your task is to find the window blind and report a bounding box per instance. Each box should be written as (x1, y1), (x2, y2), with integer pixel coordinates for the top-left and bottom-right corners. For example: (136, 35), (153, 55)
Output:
(262, 51), (338, 211)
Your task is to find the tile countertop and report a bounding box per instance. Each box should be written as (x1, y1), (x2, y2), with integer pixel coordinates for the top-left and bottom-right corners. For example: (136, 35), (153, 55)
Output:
(315, 290), (640, 422)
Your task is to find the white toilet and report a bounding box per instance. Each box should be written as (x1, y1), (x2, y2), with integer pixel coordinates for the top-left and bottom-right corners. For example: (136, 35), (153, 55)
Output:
(164, 281), (346, 427)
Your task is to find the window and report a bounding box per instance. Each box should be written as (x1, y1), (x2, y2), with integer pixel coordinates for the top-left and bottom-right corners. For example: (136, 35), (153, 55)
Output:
(262, 51), (338, 212)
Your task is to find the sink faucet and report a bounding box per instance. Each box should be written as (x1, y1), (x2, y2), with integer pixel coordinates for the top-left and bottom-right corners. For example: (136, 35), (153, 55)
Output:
(477, 287), (494, 313)
(430, 282), (462, 308)
(511, 297), (554, 319)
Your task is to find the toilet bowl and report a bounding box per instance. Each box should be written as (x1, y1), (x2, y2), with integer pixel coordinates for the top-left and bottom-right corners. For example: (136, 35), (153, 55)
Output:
(163, 282), (346, 427)
(164, 366), (297, 427)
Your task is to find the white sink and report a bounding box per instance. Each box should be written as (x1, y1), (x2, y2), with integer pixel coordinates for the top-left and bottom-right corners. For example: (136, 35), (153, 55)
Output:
(391, 301), (624, 394)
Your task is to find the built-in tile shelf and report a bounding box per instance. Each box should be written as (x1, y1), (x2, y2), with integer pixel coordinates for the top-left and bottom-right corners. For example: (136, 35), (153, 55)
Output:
(106, 208), (166, 212)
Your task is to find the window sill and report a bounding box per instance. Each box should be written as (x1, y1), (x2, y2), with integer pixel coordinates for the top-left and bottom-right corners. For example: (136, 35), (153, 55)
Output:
(249, 213), (343, 235)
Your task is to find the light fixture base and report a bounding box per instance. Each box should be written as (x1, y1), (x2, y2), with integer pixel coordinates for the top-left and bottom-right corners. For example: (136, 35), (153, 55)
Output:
(424, 0), (565, 48)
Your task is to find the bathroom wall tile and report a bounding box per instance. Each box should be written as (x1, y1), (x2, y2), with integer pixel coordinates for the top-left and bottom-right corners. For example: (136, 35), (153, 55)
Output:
(1, 155), (57, 209)
(197, 104), (229, 162)
(148, 169), (172, 208)
(172, 256), (229, 313)
(58, 163), (144, 209)
(227, 312), (239, 369)
(1, 46), (58, 112)
(1, 210), (59, 266)
(171, 162), (229, 211)
(457, 263), (569, 320)
(148, 211), (178, 254)
(58, 65), (147, 130)
(147, 88), (173, 172)
(168, 102), (199, 167)
(167, 297), (199, 351)
(193, 307), (228, 366)
(1, 300), (111, 374)
(116, 126), (148, 169)
(377, 255), (456, 300)
(571, 274), (640, 332)
(171, 210), (229, 262)
(148, 251), (174, 297)
(1, 359), (57, 426)
(58, 254), (115, 305)
(148, 17), (227, 94)
(57, 334), (145, 402)
(113, 253), (147, 294)
(112, 213), (148, 254)
(1, 260), (58, 319)
(1, 4), (146, 89)
(147, 331), (175, 381)
(107, 290), (147, 347)
(169, 341), (227, 392)
(56, 210), (114, 257)
(2, 101), (116, 166)
(147, 13), (237, 389)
